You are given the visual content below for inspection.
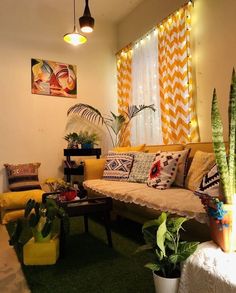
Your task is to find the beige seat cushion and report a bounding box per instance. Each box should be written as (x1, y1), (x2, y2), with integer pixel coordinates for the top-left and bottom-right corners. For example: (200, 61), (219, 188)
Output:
(84, 179), (206, 223)
(185, 151), (216, 191)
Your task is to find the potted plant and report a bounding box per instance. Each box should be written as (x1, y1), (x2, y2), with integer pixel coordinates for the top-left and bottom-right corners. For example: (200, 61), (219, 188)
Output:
(206, 68), (236, 252)
(138, 212), (199, 293)
(79, 130), (99, 149)
(67, 103), (155, 147)
(44, 178), (78, 201)
(9, 197), (69, 265)
(64, 132), (80, 149)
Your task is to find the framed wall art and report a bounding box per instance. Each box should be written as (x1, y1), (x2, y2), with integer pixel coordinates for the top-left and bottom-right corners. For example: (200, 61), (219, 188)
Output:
(31, 58), (77, 98)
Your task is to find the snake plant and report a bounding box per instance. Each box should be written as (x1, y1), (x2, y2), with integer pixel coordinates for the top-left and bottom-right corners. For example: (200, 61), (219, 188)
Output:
(211, 69), (236, 204)
(67, 103), (156, 147)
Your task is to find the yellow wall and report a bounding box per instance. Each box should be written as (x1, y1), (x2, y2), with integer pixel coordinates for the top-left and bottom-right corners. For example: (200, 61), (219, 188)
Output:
(0, 1), (117, 192)
(118, 0), (236, 142)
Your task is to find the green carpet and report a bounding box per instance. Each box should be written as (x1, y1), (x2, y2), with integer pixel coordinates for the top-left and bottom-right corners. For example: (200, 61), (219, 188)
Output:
(8, 217), (155, 293)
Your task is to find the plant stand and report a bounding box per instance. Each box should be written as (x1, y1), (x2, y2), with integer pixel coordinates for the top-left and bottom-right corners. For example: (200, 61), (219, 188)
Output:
(23, 237), (59, 265)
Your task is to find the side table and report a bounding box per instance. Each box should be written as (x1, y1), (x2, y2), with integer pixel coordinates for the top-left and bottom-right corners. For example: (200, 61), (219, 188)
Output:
(43, 193), (113, 257)
(179, 241), (236, 293)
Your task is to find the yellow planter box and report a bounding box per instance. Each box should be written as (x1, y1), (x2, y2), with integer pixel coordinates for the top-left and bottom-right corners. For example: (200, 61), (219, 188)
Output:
(23, 237), (59, 265)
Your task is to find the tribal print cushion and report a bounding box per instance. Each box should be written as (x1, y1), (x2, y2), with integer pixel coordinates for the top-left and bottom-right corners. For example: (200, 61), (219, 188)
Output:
(147, 152), (180, 190)
(103, 152), (134, 181)
(195, 164), (220, 197)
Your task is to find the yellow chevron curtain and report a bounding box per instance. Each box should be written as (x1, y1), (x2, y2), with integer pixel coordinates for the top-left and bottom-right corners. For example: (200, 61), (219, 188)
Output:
(116, 46), (133, 146)
(158, 3), (199, 144)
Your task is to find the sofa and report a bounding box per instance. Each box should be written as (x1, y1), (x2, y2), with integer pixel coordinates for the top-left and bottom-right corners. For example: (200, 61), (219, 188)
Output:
(83, 142), (221, 241)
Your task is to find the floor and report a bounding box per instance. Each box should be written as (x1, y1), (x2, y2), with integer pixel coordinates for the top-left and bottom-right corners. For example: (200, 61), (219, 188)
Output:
(0, 224), (30, 293)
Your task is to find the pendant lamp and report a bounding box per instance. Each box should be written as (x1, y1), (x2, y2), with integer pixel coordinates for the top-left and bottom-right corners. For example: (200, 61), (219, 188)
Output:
(79, 0), (95, 33)
(64, 0), (87, 46)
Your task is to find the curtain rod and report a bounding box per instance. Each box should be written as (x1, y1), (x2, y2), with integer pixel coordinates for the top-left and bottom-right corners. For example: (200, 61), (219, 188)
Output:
(116, 0), (193, 56)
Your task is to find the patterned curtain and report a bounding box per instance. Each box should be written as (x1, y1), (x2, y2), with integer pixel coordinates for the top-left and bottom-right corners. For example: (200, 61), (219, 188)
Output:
(116, 46), (133, 147)
(158, 3), (200, 144)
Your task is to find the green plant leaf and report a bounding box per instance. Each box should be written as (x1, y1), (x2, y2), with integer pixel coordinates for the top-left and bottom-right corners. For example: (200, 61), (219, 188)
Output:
(41, 220), (52, 238)
(211, 88), (230, 202)
(145, 263), (161, 272)
(177, 241), (199, 261)
(126, 104), (156, 120)
(24, 199), (36, 218)
(155, 248), (164, 260)
(166, 240), (175, 251)
(169, 253), (185, 265)
(228, 68), (236, 196)
(67, 103), (105, 125)
(9, 219), (23, 246)
(142, 214), (168, 246)
(108, 112), (126, 135)
(156, 219), (167, 256)
(167, 217), (187, 234)
(28, 213), (40, 228)
(46, 206), (57, 220)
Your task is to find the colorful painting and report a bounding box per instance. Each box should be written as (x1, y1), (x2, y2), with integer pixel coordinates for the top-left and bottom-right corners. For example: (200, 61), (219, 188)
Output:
(31, 59), (77, 98)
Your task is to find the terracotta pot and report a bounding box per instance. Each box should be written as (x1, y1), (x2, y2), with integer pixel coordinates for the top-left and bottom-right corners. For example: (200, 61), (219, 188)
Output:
(209, 204), (236, 253)
(153, 272), (179, 293)
(61, 191), (77, 201)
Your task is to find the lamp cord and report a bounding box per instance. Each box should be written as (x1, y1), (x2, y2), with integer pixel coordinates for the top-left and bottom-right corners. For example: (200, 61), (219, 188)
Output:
(73, 0), (76, 30)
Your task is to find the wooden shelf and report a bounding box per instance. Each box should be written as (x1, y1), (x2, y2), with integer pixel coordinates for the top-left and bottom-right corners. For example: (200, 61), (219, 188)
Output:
(64, 148), (101, 182)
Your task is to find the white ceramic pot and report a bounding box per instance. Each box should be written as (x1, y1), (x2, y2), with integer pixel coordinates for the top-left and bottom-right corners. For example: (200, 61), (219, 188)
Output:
(153, 272), (180, 293)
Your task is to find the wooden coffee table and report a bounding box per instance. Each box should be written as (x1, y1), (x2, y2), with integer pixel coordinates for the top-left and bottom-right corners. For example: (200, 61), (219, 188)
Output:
(43, 193), (113, 257)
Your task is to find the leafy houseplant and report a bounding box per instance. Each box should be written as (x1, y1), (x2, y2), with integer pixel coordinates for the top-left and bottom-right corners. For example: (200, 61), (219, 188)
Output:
(64, 130), (99, 149)
(67, 103), (156, 147)
(9, 198), (69, 245)
(64, 132), (80, 149)
(44, 178), (77, 201)
(79, 130), (99, 148)
(139, 212), (199, 287)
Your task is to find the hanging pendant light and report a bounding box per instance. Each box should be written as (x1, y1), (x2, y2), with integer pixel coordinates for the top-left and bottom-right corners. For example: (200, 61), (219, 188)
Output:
(64, 0), (87, 46)
(79, 0), (95, 33)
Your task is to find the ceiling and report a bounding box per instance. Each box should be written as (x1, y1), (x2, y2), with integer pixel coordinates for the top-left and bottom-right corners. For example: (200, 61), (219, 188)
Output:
(44, 0), (144, 23)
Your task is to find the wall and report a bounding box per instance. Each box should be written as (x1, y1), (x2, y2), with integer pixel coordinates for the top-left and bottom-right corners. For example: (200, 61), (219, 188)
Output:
(0, 0), (117, 192)
(118, 0), (236, 142)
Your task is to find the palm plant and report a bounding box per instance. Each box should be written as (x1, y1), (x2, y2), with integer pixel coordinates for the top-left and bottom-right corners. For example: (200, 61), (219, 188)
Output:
(67, 103), (156, 147)
(211, 69), (236, 204)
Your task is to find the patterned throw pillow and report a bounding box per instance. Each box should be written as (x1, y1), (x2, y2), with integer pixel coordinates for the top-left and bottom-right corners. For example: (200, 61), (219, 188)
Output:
(173, 149), (191, 187)
(128, 153), (156, 183)
(185, 151), (216, 191)
(195, 164), (220, 197)
(147, 152), (180, 190)
(103, 152), (134, 181)
(4, 163), (41, 191)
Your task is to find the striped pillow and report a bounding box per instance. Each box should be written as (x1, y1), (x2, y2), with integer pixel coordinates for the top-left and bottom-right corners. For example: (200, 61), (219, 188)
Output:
(4, 163), (41, 191)
(103, 152), (134, 181)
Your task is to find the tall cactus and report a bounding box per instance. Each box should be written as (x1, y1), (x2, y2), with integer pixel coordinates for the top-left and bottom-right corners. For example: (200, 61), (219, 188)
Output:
(211, 69), (236, 204)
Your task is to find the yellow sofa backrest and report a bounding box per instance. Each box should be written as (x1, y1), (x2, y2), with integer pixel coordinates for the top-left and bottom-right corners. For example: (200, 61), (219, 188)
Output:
(145, 144), (184, 153)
